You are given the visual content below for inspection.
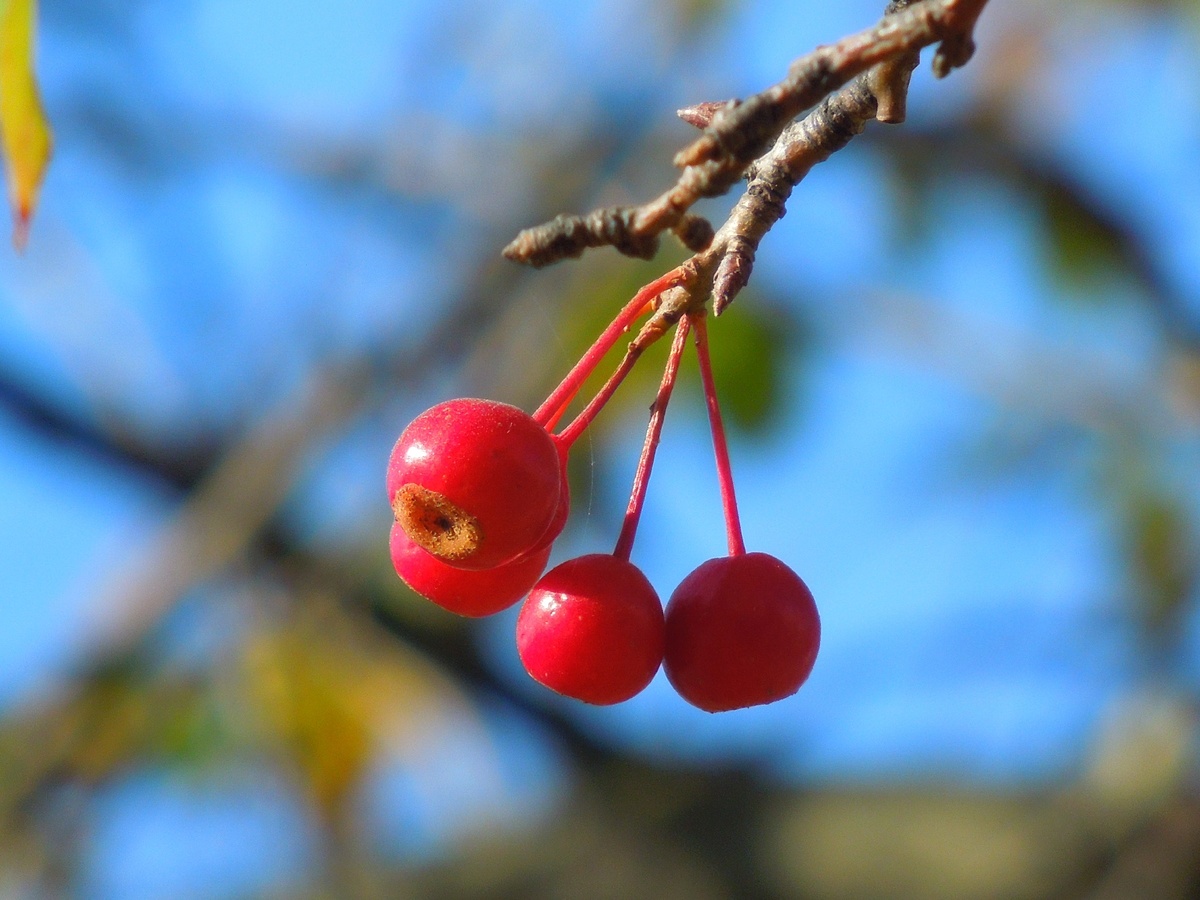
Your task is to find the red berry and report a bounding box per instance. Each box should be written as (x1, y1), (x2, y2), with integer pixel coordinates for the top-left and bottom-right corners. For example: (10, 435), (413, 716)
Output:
(389, 523), (551, 618)
(517, 554), (664, 705)
(387, 398), (561, 570)
(524, 445), (571, 555)
(664, 552), (819, 712)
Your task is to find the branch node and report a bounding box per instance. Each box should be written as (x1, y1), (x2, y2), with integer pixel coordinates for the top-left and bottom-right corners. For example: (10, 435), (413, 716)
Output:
(712, 236), (755, 317)
(672, 214), (715, 253)
(867, 51), (920, 123)
(673, 98), (744, 168)
(503, 207), (659, 268)
(633, 285), (694, 350)
(932, 33), (975, 78)
(932, 0), (985, 78)
(677, 100), (737, 130)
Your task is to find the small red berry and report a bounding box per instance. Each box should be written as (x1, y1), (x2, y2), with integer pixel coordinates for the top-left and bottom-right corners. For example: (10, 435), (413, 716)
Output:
(387, 398), (561, 570)
(664, 552), (819, 712)
(390, 523), (551, 618)
(517, 554), (664, 705)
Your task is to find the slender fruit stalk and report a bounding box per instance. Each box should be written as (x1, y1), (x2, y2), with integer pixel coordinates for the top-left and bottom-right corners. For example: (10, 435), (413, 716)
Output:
(553, 344), (644, 450)
(691, 313), (746, 557)
(613, 317), (692, 561)
(541, 383), (581, 432)
(533, 266), (686, 427)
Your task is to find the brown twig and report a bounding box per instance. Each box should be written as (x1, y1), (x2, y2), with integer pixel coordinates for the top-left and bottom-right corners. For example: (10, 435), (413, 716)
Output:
(704, 73), (887, 315)
(643, 41), (923, 318)
(504, 0), (989, 272)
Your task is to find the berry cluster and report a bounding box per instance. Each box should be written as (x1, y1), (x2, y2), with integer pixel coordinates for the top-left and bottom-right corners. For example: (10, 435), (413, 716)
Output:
(386, 274), (819, 712)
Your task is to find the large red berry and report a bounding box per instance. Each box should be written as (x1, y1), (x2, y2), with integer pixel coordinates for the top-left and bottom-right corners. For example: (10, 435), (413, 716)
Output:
(387, 398), (561, 570)
(517, 554), (664, 705)
(664, 552), (819, 712)
(390, 523), (551, 618)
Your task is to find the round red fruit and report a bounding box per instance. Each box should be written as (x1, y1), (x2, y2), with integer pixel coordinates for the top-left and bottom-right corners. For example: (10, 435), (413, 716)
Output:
(664, 552), (819, 712)
(517, 554), (664, 705)
(390, 523), (551, 618)
(524, 445), (570, 556)
(387, 398), (561, 570)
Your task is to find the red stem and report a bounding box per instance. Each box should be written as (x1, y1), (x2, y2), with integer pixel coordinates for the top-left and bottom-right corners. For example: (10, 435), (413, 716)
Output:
(541, 382), (580, 432)
(692, 314), (746, 557)
(533, 267), (686, 427)
(554, 345), (643, 450)
(612, 317), (692, 562)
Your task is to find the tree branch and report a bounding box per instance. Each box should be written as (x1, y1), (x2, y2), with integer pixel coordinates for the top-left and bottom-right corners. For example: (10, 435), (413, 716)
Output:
(503, 0), (989, 271)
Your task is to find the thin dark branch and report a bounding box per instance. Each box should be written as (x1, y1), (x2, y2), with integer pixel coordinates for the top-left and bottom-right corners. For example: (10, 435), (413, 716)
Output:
(0, 361), (210, 490)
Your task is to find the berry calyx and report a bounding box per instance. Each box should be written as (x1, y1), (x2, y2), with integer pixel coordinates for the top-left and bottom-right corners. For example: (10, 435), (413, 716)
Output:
(387, 398), (561, 570)
(517, 554), (664, 705)
(663, 552), (820, 712)
(390, 523), (551, 618)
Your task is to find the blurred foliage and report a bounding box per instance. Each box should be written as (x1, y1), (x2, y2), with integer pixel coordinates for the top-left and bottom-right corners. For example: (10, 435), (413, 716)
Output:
(240, 604), (464, 827)
(1041, 185), (1132, 298)
(1123, 487), (1198, 645)
(674, 0), (738, 32)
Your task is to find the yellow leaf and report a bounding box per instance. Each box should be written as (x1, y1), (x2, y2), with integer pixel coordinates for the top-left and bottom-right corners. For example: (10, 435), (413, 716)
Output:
(0, 0), (51, 250)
